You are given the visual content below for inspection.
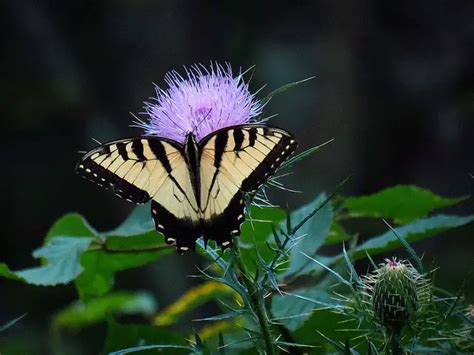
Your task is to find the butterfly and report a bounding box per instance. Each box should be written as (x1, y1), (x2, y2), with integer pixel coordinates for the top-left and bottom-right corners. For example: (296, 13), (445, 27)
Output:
(76, 124), (298, 254)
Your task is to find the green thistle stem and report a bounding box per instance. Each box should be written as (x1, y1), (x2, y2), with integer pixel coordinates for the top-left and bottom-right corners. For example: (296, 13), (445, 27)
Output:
(390, 330), (403, 355)
(233, 241), (276, 355)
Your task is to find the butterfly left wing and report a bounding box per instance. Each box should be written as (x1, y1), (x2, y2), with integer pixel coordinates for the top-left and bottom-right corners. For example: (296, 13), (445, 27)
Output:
(76, 137), (202, 253)
(199, 125), (298, 249)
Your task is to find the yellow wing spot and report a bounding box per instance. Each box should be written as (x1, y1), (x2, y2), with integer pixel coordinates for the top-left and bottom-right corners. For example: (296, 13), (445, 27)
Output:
(222, 241), (231, 246)
(152, 208), (157, 214)
(290, 139), (296, 144)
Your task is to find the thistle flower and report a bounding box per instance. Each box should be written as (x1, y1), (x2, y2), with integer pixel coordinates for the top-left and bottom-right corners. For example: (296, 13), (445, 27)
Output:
(135, 63), (264, 143)
(364, 258), (431, 334)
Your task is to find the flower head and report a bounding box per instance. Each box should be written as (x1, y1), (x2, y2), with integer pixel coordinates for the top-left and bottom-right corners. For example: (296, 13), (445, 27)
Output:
(136, 63), (263, 143)
(363, 258), (431, 333)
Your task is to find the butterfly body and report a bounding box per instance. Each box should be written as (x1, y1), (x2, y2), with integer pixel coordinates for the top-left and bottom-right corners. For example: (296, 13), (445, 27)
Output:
(77, 125), (297, 254)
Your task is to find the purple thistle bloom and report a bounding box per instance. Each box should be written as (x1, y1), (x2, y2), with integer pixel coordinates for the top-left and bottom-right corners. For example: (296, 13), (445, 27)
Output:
(135, 63), (264, 143)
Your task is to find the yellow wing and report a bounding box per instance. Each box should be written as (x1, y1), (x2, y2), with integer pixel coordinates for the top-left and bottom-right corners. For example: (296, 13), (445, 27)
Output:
(198, 125), (298, 248)
(76, 137), (201, 253)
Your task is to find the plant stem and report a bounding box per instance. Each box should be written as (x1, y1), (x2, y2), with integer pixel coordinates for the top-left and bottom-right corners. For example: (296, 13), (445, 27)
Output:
(233, 242), (276, 355)
(390, 330), (403, 355)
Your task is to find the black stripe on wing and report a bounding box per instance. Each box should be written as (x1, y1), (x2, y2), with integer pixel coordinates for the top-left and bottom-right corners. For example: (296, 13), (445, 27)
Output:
(76, 137), (183, 204)
(76, 146), (151, 204)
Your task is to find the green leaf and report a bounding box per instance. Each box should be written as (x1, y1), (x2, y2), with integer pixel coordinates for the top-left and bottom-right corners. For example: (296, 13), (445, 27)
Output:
(52, 291), (156, 329)
(292, 309), (356, 353)
(75, 250), (167, 301)
(104, 320), (189, 354)
(344, 185), (468, 224)
(45, 213), (98, 242)
(271, 283), (335, 331)
(104, 203), (154, 237)
(324, 222), (351, 245)
(283, 193), (333, 275)
(0, 263), (23, 281)
(1, 213), (97, 285)
(353, 214), (474, 260)
(75, 205), (173, 300)
(235, 206), (286, 273)
(15, 236), (92, 286)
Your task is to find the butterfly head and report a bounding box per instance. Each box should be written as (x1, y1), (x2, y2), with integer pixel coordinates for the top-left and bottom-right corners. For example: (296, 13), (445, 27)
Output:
(184, 132), (198, 149)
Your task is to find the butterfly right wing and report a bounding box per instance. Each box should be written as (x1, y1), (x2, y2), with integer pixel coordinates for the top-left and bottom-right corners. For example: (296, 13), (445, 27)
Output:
(76, 137), (201, 253)
(198, 125), (297, 249)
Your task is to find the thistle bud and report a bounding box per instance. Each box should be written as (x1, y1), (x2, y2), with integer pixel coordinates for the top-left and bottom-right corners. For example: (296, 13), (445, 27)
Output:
(364, 258), (429, 333)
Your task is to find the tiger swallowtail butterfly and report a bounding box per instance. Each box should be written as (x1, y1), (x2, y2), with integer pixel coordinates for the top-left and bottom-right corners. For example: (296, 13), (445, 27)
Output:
(76, 124), (298, 254)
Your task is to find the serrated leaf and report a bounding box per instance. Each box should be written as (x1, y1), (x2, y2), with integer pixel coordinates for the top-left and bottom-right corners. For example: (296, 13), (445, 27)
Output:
(344, 185), (468, 224)
(53, 291), (156, 329)
(353, 214), (474, 260)
(15, 236), (92, 286)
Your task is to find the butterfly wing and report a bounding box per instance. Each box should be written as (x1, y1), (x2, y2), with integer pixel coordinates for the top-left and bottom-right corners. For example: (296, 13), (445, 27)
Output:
(76, 137), (201, 253)
(199, 125), (298, 248)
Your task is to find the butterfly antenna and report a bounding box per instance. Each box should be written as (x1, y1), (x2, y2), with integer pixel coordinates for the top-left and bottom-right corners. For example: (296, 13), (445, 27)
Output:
(77, 150), (87, 154)
(91, 137), (102, 145)
(258, 113), (278, 123)
(193, 108), (213, 133)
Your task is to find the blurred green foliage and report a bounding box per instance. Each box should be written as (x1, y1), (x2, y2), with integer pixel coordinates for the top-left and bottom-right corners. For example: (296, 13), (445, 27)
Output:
(1, 184), (472, 353)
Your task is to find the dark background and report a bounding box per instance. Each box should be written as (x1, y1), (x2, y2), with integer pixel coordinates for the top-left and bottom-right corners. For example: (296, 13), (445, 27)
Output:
(1, 1), (473, 353)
